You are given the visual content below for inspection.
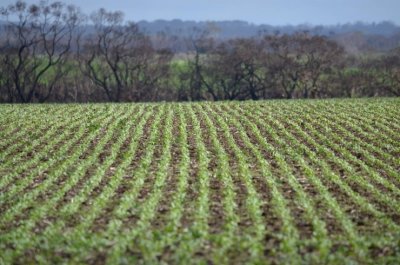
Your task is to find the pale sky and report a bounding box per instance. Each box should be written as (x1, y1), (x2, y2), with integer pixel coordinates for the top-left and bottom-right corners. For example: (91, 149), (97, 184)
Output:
(1, 0), (399, 25)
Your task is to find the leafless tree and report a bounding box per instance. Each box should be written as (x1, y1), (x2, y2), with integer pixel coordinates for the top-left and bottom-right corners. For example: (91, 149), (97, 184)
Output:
(296, 33), (345, 98)
(177, 26), (216, 101)
(263, 33), (345, 99)
(0, 0), (82, 102)
(77, 9), (172, 102)
(263, 34), (301, 99)
(364, 48), (400, 96)
(200, 38), (270, 100)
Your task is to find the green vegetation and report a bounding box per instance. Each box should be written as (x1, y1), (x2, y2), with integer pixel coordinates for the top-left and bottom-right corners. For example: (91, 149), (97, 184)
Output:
(0, 98), (399, 264)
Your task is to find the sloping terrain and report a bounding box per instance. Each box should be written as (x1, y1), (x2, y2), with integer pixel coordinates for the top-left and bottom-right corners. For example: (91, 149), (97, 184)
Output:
(0, 99), (399, 264)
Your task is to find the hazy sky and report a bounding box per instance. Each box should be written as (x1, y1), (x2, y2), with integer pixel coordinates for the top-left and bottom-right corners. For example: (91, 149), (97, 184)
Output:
(1, 0), (399, 25)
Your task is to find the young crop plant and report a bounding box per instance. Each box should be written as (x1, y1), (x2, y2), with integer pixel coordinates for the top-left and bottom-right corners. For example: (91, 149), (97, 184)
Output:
(221, 103), (333, 263)
(0, 98), (399, 264)
(193, 104), (239, 264)
(0, 106), (102, 200)
(170, 104), (212, 264)
(199, 103), (280, 264)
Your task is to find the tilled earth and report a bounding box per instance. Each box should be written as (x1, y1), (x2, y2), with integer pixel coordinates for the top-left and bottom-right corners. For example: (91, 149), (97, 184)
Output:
(0, 98), (399, 264)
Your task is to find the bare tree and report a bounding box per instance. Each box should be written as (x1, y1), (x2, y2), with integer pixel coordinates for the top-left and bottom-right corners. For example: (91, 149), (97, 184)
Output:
(178, 26), (215, 101)
(0, 0), (81, 103)
(263, 33), (345, 99)
(264, 34), (301, 99)
(78, 9), (171, 102)
(199, 38), (269, 100)
(364, 48), (400, 96)
(296, 33), (345, 98)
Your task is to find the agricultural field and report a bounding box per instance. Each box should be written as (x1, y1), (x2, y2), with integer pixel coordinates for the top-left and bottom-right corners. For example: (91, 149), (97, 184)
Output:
(0, 98), (399, 264)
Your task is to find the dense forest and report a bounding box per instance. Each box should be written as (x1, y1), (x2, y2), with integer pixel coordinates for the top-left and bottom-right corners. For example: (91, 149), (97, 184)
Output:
(0, 0), (399, 103)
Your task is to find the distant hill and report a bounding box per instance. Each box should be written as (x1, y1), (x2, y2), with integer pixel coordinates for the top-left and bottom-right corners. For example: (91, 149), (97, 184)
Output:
(136, 20), (400, 53)
(1, 19), (399, 53)
(2, 19), (399, 38)
(137, 20), (400, 39)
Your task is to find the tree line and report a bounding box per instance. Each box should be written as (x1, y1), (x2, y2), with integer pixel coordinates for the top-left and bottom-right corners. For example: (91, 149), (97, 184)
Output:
(0, 1), (399, 103)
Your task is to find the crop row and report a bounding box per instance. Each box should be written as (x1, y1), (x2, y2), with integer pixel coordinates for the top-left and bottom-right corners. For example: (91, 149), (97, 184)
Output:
(0, 98), (399, 264)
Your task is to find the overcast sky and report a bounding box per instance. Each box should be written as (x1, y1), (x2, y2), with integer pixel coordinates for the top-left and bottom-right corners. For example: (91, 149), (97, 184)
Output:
(1, 0), (399, 25)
